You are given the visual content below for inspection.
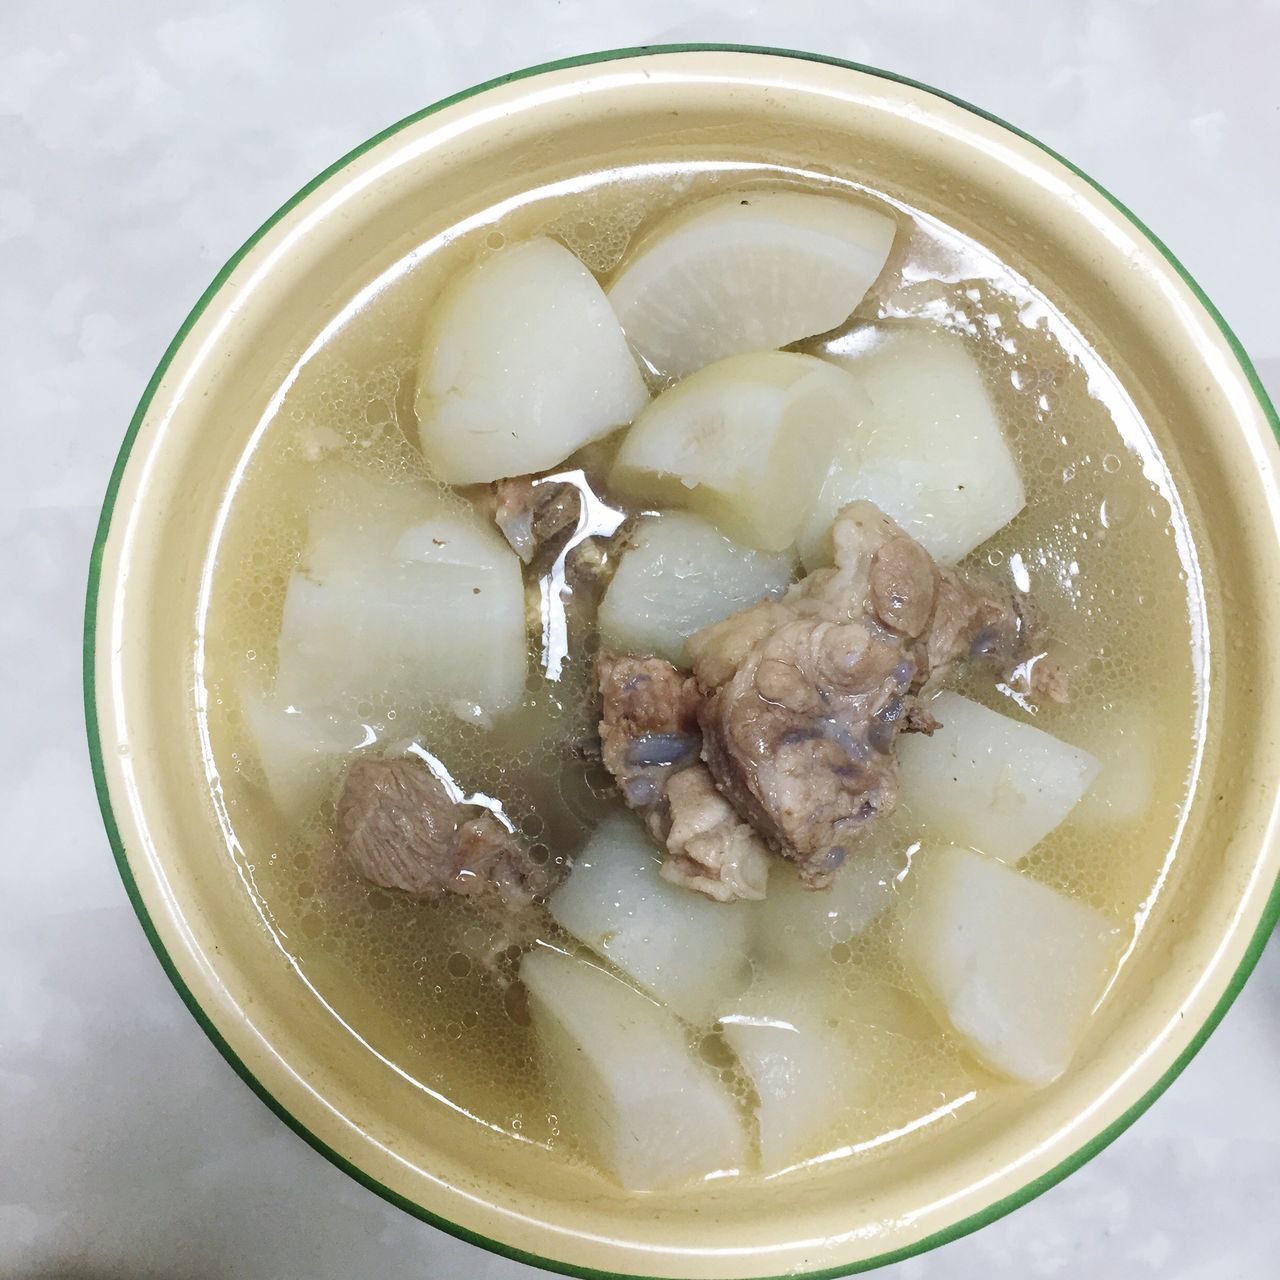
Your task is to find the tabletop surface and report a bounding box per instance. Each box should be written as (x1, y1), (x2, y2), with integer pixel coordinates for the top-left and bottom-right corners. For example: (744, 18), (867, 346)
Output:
(3, 2), (1278, 1277)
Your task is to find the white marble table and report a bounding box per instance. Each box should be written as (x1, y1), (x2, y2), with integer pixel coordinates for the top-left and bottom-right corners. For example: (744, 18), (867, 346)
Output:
(3, 2), (1277, 1276)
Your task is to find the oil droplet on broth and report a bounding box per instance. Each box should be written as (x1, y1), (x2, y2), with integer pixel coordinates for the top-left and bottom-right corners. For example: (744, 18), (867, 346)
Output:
(196, 156), (1203, 1187)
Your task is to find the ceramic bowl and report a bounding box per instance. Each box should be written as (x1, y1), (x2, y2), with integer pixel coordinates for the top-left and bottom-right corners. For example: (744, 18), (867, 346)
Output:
(86, 45), (1280, 1280)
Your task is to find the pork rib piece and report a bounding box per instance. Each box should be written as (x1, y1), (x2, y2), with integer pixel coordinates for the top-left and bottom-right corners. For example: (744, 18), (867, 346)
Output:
(337, 755), (556, 910)
(596, 653), (771, 902)
(688, 501), (1057, 888)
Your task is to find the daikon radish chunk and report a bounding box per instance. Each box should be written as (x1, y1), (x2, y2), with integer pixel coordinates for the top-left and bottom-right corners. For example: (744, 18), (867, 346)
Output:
(718, 979), (858, 1173)
(901, 845), (1119, 1085)
(598, 512), (795, 664)
(301, 474), (442, 583)
(548, 814), (752, 1024)
(244, 473), (528, 819)
(801, 326), (1025, 567)
(896, 693), (1100, 864)
(239, 689), (375, 822)
(1066, 701), (1157, 829)
(611, 352), (870, 552)
(275, 507), (526, 719)
(416, 237), (649, 483)
(749, 844), (902, 972)
(608, 190), (896, 378)
(522, 949), (747, 1190)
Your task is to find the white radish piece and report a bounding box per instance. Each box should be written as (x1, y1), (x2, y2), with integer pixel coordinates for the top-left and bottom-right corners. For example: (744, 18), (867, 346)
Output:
(416, 237), (649, 483)
(607, 190), (897, 379)
(749, 843), (902, 972)
(718, 979), (856, 1173)
(240, 475), (448, 819)
(300, 471), (443, 583)
(800, 326), (1025, 568)
(611, 351), (871, 552)
(1064, 701), (1157, 829)
(598, 512), (795, 665)
(548, 814), (752, 1025)
(901, 845), (1119, 1086)
(239, 688), (376, 822)
(896, 693), (1100, 864)
(274, 500), (527, 722)
(522, 949), (747, 1191)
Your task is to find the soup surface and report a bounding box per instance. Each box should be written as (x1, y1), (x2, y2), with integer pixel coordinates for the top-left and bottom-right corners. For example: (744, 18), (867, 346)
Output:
(197, 156), (1206, 1187)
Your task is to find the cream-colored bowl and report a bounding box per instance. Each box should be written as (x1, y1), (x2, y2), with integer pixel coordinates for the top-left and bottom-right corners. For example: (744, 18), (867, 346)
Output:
(86, 46), (1280, 1279)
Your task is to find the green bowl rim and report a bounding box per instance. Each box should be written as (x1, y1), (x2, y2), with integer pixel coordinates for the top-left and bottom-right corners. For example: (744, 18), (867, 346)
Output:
(83, 41), (1280, 1280)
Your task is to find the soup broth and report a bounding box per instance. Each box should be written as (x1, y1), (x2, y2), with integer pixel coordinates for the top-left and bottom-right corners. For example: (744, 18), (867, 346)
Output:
(198, 157), (1205, 1184)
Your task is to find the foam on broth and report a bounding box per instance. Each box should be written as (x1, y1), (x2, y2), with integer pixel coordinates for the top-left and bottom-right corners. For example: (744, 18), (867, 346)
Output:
(197, 159), (1205, 1181)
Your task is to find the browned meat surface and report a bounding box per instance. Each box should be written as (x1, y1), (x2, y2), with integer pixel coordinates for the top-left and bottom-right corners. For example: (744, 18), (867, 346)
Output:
(688, 501), (1043, 888)
(597, 652), (771, 901)
(492, 476), (581, 564)
(337, 756), (557, 910)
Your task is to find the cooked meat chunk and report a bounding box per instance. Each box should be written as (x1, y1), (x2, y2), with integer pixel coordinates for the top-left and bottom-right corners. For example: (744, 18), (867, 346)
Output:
(867, 531), (938, 639)
(1022, 651), (1069, 704)
(487, 469), (626, 683)
(661, 766), (771, 902)
(338, 756), (456, 896)
(688, 501), (1042, 888)
(492, 476), (582, 564)
(692, 616), (906, 888)
(902, 699), (942, 735)
(867, 516), (1065, 704)
(597, 652), (770, 901)
(451, 810), (555, 909)
(595, 501), (1059, 897)
(597, 652), (701, 834)
(337, 756), (556, 910)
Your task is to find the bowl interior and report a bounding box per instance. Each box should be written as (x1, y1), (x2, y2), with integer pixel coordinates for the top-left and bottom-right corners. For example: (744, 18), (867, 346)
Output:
(89, 49), (1280, 1280)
